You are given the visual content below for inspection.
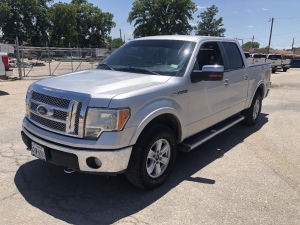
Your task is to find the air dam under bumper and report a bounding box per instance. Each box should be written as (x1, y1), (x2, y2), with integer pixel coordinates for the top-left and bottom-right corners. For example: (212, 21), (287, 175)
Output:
(21, 128), (132, 174)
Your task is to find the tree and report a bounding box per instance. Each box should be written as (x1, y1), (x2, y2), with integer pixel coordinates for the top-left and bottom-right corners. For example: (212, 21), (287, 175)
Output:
(242, 41), (260, 49)
(194, 5), (226, 37)
(128, 0), (197, 38)
(0, 0), (52, 46)
(111, 38), (125, 48)
(48, 3), (78, 47)
(70, 0), (115, 47)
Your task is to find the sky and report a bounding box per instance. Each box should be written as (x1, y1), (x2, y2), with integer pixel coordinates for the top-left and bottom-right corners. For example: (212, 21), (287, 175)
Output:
(57, 0), (300, 50)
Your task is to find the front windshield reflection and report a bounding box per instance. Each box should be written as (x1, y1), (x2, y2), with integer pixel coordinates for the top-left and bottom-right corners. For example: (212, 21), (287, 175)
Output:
(97, 40), (196, 76)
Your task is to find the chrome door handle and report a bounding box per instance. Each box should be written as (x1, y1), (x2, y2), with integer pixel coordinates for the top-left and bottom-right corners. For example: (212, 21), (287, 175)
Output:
(244, 75), (249, 80)
(224, 79), (229, 87)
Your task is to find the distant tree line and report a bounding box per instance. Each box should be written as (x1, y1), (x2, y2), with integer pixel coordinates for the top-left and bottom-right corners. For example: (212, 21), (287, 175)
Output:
(0, 0), (226, 47)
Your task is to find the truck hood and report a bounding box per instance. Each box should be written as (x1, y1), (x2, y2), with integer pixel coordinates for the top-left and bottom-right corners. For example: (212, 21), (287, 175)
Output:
(34, 69), (171, 107)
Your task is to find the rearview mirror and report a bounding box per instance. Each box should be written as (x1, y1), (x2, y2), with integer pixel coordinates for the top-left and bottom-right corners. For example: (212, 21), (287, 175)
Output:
(191, 65), (224, 83)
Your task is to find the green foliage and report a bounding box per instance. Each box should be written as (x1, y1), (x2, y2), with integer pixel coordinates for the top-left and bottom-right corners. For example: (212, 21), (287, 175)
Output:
(194, 5), (226, 37)
(128, 0), (197, 38)
(242, 41), (260, 49)
(112, 38), (125, 48)
(0, 0), (115, 47)
(0, 0), (52, 45)
(48, 3), (78, 47)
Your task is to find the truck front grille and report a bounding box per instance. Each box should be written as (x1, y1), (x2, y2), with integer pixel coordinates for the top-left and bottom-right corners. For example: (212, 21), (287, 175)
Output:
(28, 91), (85, 137)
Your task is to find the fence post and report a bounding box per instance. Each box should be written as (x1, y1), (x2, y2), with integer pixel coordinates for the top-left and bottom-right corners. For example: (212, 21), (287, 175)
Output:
(15, 36), (22, 79)
(69, 43), (73, 72)
(46, 42), (51, 75)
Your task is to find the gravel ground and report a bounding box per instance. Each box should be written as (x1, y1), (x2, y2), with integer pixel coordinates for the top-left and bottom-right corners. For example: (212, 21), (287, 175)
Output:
(0, 68), (299, 225)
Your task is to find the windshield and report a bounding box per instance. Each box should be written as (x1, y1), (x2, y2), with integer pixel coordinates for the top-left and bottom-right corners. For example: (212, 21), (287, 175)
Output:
(98, 39), (196, 76)
(268, 55), (282, 59)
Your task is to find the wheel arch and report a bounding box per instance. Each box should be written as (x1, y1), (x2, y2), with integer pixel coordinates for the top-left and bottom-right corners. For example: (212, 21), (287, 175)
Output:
(129, 109), (183, 146)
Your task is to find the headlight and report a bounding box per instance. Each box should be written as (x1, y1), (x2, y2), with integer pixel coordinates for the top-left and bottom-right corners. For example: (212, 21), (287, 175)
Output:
(85, 108), (130, 139)
(25, 87), (32, 117)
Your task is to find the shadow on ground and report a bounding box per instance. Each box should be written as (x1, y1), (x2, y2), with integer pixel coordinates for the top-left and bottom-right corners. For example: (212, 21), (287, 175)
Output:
(0, 90), (9, 96)
(15, 114), (268, 224)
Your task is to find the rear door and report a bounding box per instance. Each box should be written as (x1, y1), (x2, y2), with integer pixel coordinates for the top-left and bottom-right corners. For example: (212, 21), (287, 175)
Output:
(220, 42), (249, 112)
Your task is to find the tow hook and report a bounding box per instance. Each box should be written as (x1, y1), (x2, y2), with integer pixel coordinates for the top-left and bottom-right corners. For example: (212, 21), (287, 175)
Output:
(64, 168), (75, 174)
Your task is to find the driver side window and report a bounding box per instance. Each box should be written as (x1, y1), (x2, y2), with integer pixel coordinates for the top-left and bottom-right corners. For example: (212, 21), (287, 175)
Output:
(195, 42), (223, 71)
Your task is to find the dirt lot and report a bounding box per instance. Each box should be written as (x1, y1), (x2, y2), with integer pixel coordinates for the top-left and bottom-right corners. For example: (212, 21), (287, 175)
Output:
(0, 69), (300, 224)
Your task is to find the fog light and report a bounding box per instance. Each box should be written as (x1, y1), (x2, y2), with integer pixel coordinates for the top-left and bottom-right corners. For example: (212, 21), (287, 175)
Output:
(86, 157), (102, 169)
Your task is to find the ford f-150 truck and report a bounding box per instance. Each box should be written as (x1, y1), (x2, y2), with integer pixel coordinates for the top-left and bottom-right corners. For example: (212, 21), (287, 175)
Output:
(0, 52), (12, 79)
(21, 36), (271, 189)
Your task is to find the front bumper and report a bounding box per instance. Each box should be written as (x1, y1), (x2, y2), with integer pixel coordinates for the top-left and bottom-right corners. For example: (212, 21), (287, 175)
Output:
(22, 127), (132, 174)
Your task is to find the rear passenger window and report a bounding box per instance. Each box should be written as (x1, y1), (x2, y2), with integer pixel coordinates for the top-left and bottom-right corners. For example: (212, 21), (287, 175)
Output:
(222, 42), (244, 70)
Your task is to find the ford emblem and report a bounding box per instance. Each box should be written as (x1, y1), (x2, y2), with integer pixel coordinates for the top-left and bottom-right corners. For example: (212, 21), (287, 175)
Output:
(37, 105), (52, 116)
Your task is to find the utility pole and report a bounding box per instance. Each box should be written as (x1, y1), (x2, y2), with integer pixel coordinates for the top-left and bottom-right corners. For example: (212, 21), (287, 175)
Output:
(119, 29), (122, 40)
(267, 17), (274, 54)
(292, 37), (295, 54)
(15, 36), (22, 79)
(251, 35), (254, 49)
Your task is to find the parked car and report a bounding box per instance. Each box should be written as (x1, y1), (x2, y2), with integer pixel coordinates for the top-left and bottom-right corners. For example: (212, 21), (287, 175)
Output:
(21, 36), (271, 189)
(0, 52), (12, 78)
(290, 58), (300, 68)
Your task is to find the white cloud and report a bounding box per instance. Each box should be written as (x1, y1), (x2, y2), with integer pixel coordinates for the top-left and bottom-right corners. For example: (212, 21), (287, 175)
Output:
(245, 25), (255, 28)
(246, 10), (252, 13)
(233, 11), (238, 14)
(262, 8), (268, 11)
(197, 5), (206, 10)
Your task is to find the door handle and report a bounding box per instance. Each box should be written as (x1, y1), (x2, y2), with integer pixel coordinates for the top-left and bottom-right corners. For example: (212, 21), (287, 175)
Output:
(224, 79), (229, 87)
(244, 74), (249, 80)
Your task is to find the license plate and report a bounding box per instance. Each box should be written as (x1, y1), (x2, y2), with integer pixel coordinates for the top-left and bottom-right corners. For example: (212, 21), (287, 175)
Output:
(31, 142), (46, 161)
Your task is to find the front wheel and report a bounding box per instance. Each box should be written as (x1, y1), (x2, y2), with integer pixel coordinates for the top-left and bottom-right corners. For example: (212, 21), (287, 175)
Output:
(125, 124), (177, 190)
(242, 92), (262, 126)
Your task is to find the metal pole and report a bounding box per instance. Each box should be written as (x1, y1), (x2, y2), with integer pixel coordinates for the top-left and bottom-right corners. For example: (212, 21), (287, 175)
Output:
(69, 43), (73, 72)
(267, 18), (274, 54)
(47, 42), (51, 76)
(15, 36), (22, 79)
(292, 37), (295, 54)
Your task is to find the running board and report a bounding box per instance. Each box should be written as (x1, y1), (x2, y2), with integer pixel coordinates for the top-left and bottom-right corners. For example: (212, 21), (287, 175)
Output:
(178, 115), (245, 152)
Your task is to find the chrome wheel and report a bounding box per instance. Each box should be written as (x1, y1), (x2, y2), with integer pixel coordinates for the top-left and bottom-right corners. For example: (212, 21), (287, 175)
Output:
(146, 138), (171, 178)
(253, 99), (260, 120)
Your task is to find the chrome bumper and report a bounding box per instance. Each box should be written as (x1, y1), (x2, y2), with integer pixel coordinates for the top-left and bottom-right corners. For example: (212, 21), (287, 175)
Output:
(22, 127), (132, 174)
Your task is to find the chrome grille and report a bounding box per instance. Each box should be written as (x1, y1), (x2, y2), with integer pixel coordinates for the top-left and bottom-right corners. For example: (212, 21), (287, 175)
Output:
(30, 113), (66, 132)
(32, 91), (70, 108)
(29, 91), (85, 137)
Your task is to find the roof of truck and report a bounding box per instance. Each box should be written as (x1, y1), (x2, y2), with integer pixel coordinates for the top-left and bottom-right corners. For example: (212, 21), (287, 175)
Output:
(132, 35), (236, 43)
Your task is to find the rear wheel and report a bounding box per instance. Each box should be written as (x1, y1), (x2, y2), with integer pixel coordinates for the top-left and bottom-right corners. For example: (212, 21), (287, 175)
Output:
(282, 67), (288, 72)
(242, 92), (262, 126)
(125, 124), (177, 190)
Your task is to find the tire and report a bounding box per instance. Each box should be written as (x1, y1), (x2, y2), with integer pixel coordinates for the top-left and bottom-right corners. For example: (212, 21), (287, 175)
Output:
(272, 68), (277, 73)
(125, 124), (177, 190)
(242, 92), (262, 126)
(282, 67), (288, 72)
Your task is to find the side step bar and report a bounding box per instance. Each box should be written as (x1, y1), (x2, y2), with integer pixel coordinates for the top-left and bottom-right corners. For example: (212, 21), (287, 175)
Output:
(178, 115), (245, 152)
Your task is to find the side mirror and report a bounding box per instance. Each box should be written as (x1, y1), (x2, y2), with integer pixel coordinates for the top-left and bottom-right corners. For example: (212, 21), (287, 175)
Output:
(190, 65), (224, 83)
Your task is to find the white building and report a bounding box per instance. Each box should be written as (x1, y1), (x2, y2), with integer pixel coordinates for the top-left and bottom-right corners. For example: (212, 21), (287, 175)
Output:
(0, 44), (14, 54)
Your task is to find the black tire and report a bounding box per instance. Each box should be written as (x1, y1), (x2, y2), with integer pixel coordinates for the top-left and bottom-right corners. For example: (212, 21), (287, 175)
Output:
(125, 124), (177, 190)
(242, 92), (262, 126)
(282, 67), (288, 72)
(272, 68), (277, 73)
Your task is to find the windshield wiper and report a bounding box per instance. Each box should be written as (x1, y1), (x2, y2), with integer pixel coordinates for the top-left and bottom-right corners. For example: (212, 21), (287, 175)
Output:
(116, 67), (159, 75)
(97, 63), (115, 71)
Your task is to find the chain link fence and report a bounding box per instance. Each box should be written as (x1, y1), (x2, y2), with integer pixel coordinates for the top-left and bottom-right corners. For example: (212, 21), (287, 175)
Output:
(9, 44), (112, 78)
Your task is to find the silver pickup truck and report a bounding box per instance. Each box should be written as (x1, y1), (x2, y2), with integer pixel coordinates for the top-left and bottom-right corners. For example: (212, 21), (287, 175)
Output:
(21, 36), (271, 189)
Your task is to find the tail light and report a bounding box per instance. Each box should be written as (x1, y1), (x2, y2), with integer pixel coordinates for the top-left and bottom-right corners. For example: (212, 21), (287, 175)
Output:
(1, 55), (10, 70)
